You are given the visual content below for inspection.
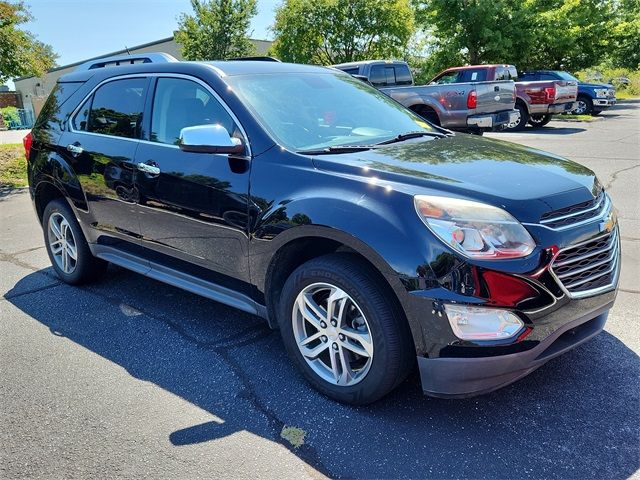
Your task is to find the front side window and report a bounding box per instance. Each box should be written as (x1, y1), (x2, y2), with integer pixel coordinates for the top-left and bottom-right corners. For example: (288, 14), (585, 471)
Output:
(150, 77), (236, 145)
(431, 71), (460, 84)
(494, 66), (518, 81)
(226, 72), (436, 151)
(86, 78), (146, 138)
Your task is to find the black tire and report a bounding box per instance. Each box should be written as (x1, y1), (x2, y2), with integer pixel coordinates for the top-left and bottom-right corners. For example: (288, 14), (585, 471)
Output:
(574, 95), (593, 115)
(506, 102), (529, 131)
(43, 199), (108, 285)
(278, 253), (414, 405)
(528, 114), (552, 128)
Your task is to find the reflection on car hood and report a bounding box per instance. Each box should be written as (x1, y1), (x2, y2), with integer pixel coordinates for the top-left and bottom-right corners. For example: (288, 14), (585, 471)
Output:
(311, 134), (601, 223)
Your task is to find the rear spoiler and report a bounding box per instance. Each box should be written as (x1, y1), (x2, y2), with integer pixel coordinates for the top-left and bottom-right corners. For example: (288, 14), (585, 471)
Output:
(74, 52), (178, 72)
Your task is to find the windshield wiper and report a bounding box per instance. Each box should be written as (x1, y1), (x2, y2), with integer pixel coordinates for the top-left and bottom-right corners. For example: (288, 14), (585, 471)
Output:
(297, 145), (375, 155)
(377, 130), (447, 145)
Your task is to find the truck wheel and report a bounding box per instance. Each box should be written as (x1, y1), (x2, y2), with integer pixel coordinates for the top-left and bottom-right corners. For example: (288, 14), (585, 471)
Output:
(43, 199), (108, 285)
(278, 253), (413, 405)
(528, 114), (552, 128)
(506, 103), (529, 131)
(574, 95), (593, 115)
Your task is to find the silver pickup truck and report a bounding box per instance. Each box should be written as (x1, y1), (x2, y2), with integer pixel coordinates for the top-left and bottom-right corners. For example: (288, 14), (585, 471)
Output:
(333, 60), (519, 134)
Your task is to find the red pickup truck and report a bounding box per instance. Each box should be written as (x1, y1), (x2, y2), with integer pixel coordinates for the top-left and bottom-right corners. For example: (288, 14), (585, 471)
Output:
(430, 64), (578, 130)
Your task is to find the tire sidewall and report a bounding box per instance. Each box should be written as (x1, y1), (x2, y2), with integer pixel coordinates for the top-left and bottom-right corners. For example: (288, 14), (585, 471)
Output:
(278, 257), (402, 404)
(43, 199), (93, 285)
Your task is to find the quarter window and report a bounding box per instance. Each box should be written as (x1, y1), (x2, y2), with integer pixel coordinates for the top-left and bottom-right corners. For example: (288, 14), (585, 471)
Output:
(150, 77), (236, 145)
(86, 78), (146, 138)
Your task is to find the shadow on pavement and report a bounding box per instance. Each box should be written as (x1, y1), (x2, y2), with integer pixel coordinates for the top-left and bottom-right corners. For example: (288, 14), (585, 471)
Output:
(499, 126), (587, 135)
(6, 267), (640, 479)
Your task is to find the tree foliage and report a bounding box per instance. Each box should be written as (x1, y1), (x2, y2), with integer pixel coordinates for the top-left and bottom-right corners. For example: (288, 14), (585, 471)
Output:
(0, 1), (57, 83)
(413, 0), (632, 77)
(609, 0), (640, 69)
(175, 0), (258, 61)
(270, 0), (415, 65)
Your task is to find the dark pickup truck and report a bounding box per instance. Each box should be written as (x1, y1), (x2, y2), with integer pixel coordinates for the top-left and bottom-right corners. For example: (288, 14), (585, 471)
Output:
(333, 60), (519, 134)
(435, 64), (578, 130)
(520, 70), (616, 116)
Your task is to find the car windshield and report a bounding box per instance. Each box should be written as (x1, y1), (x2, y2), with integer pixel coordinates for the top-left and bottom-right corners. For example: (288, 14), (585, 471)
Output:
(225, 72), (436, 152)
(555, 71), (579, 82)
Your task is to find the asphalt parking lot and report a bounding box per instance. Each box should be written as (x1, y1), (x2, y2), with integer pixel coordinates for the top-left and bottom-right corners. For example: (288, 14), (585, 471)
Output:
(1, 101), (639, 479)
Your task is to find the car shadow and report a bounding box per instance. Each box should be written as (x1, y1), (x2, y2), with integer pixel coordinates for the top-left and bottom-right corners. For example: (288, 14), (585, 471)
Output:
(504, 126), (587, 135)
(5, 267), (639, 479)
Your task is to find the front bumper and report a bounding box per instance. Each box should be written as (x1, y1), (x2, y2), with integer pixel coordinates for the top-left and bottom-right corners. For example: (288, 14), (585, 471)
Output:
(593, 98), (616, 108)
(418, 299), (613, 398)
(467, 110), (520, 130)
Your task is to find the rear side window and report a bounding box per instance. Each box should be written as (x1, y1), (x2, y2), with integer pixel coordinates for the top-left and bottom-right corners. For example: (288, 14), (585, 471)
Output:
(34, 82), (84, 130)
(459, 69), (487, 82)
(78, 78), (147, 138)
(150, 77), (236, 145)
(369, 65), (396, 86)
(394, 65), (412, 85)
(519, 72), (538, 81)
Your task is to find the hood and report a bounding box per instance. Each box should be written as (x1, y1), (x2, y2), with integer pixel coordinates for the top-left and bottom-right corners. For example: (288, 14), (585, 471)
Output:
(579, 82), (614, 89)
(311, 134), (601, 223)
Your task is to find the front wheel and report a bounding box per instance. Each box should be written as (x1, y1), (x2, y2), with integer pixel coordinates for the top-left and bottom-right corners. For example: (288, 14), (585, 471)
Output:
(278, 253), (414, 405)
(528, 114), (552, 128)
(573, 96), (593, 115)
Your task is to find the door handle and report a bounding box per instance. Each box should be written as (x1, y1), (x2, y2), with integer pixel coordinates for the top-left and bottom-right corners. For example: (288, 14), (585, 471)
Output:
(66, 143), (83, 156)
(137, 162), (160, 175)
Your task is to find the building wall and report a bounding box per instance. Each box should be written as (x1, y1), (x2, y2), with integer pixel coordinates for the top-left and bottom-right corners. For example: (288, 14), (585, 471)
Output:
(14, 37), (272, 118)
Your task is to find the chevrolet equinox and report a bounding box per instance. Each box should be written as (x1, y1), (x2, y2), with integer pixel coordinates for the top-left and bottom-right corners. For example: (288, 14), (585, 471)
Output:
(25, 54), (620, 404)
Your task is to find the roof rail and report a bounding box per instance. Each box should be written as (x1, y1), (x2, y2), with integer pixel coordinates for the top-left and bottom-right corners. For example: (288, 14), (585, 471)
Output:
(228, 56), (281, 62)
(74, 52), (178, 72)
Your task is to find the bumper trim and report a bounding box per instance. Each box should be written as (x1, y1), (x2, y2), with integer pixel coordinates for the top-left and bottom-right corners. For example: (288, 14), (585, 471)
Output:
(418, 301), (613, 398)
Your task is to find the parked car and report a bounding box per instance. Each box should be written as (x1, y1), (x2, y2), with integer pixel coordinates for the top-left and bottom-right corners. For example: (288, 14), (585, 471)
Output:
(431, 65), (578, 130)
(332, 60), (519, 134)
(26, 53), (620, 404)
(520, 70), (616, 116)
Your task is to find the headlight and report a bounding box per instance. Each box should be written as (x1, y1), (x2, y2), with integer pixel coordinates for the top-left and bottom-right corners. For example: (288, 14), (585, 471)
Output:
(414, 195), (535, 259)
(594, 89), (607, 98)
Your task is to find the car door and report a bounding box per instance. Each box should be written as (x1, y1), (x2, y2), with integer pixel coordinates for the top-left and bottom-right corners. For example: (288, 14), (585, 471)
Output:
(60, 76), (149, 255)
(134, 75), (252, 294)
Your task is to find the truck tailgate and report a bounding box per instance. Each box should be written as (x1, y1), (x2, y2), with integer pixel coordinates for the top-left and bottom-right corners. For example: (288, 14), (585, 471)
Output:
(554, 81), (578, 103)
(473, 80), (516, 114)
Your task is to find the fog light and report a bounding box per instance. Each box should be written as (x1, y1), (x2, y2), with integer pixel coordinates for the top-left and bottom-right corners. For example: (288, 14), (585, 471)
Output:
(444, 304), (523, 341)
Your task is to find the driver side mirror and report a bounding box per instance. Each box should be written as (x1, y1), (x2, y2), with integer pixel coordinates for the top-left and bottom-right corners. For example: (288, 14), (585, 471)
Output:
(178, 124), (245, 154)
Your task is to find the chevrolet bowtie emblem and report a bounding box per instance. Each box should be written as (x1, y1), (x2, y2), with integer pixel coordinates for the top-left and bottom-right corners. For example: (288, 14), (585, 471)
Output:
(599, 208), (617, 233)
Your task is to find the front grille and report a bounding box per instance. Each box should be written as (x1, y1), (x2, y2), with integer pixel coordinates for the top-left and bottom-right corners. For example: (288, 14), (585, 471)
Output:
(540, 191), (608, 230)
(551, 227), (620, 298)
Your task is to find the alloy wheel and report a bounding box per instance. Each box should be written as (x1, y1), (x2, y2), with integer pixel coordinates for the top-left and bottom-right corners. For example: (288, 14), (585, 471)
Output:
(47, 212), (78, 274)
(574, 100), (587, 114)
(292, 282), (373, 386)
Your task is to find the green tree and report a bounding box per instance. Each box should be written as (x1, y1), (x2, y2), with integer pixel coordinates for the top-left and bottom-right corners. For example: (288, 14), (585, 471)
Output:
(270, 0), (415, 64)
(609, 0), (640, 69)
(412, 0), (618, 75)
(175, 0), (258, 61)
(0, 1), (57, 83)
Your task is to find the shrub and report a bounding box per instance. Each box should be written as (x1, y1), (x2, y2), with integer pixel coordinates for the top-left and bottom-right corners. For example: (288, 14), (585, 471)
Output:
(0, 106), (21, 126)
(575, 66), (640, 97)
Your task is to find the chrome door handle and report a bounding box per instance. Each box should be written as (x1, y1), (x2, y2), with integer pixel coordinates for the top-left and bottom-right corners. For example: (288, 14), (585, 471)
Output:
(66, 144), (83, 155)
(137, 162), (160, 175)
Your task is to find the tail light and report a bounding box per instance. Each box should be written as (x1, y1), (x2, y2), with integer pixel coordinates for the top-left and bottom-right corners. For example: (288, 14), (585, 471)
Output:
(544, 87), (556, 102)
(23, 132), (32, 161)
(467, 90), (477, 109)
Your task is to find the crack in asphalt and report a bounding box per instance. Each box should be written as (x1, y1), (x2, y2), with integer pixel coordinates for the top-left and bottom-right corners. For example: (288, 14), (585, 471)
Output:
(605, 164), (640, 190)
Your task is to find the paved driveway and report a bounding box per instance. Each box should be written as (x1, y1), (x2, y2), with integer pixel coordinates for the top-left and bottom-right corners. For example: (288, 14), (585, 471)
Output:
(1, 102), (638, 479)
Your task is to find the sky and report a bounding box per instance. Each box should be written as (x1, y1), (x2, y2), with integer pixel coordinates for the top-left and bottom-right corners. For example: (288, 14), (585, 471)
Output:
(21, 0), (279, 69)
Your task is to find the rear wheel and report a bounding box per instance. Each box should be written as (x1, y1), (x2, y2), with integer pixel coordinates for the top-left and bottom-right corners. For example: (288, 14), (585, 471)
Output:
(573, 95), (593, 115)
(278, 253), (413, 405)
(506, 103), (529, 131)
(43, 199), (108, 285)
(528, 114), (552, 128)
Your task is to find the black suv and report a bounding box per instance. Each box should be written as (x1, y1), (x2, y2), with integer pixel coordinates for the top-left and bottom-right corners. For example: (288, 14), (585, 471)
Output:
(26, 53), (620, 404)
